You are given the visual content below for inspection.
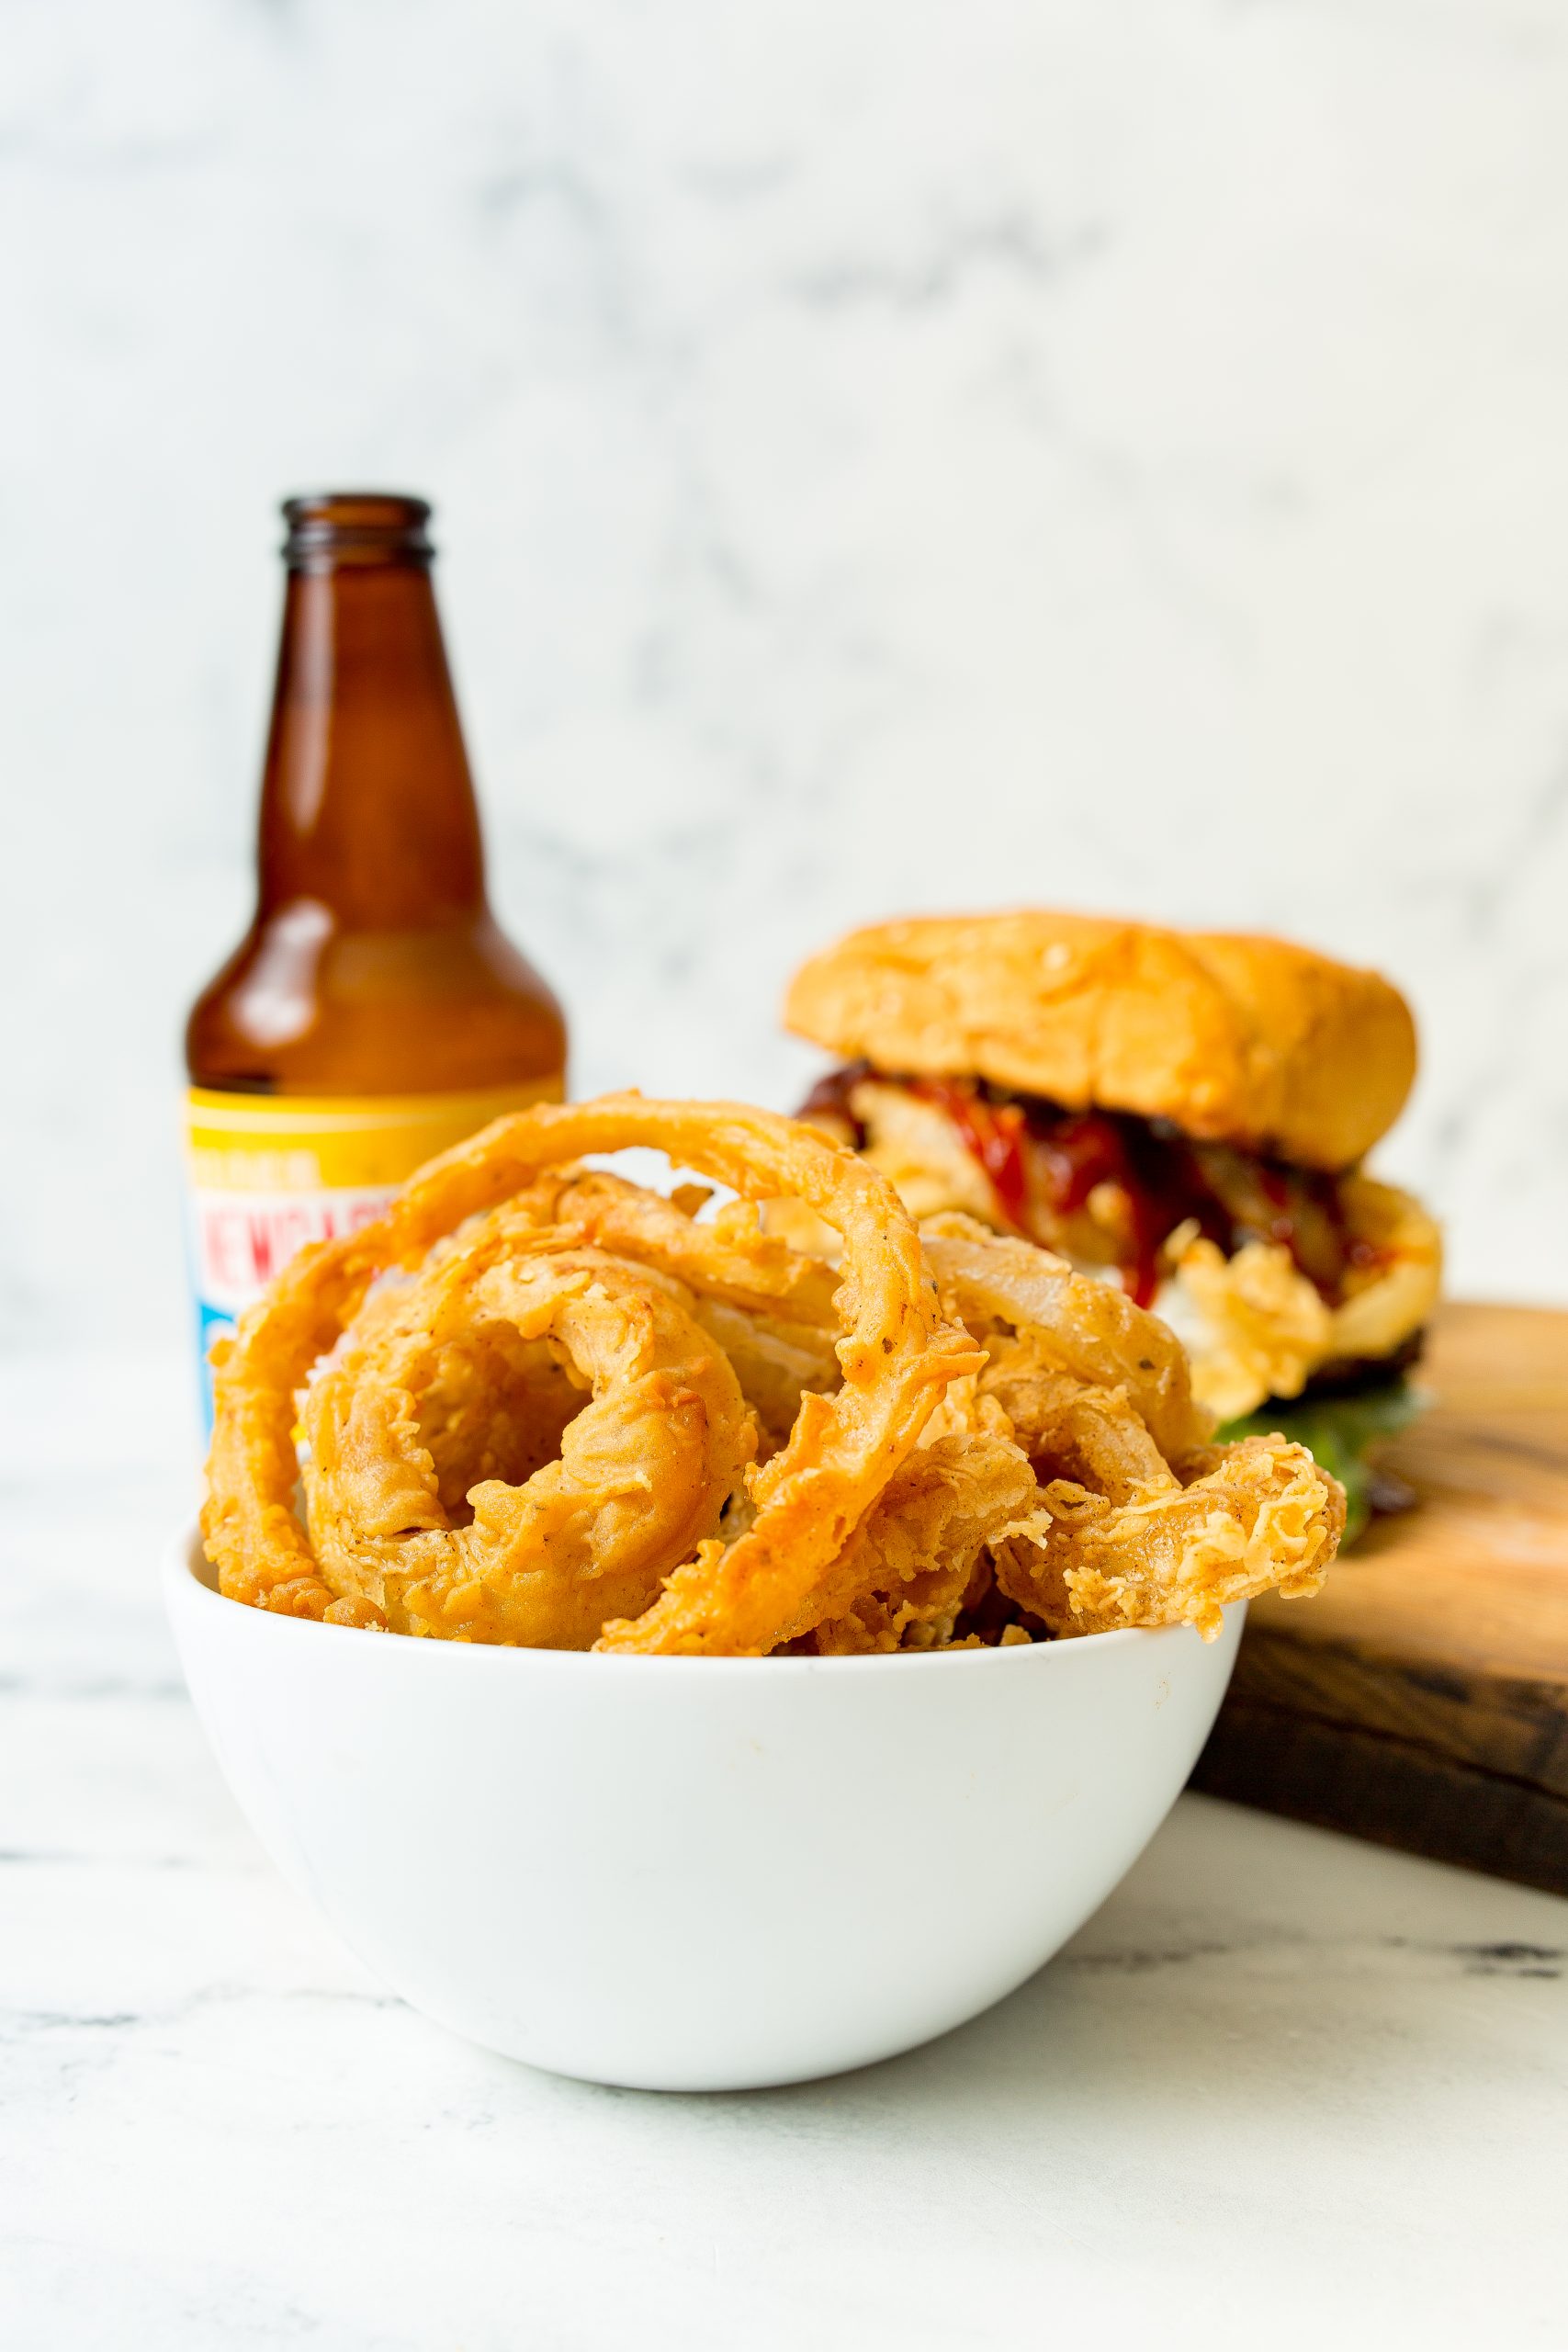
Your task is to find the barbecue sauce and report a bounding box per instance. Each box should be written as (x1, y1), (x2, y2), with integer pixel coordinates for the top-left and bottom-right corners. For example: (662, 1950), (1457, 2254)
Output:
(804, 1065), (1368, 1309)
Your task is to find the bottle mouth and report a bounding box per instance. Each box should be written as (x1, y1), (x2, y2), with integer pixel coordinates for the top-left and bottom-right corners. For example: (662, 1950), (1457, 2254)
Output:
(282, 492), (434, 570)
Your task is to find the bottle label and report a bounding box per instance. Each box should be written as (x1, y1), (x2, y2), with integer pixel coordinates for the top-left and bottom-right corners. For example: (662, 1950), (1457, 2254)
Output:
(184, 1080), (562, 1429)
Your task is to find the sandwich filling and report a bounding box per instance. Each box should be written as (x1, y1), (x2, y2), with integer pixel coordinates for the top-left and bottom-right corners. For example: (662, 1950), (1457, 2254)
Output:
(799, 1061), (1441, 1531)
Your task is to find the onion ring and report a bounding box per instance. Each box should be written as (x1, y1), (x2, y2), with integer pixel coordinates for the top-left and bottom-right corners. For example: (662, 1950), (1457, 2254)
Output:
(1327, 1176), (1443, 1360)
(201, 1095), (980, 1655)
(475, 1170), (843, 1452)
(523, 1171), (843, 1329)
(983, 1353), (1179, 1503)
(302, 1238), (755, 1646)
(992, 1432), (1344, 1641)
(1169, 1236), (1332, 1422)
(340, 1262), (588, 1518)
(1168, 1176), (1443, 1419)
(913, 1216), (1341, 1642)
(805, 1430), (1042, 1655)
(919, 1214), (1213, 1459)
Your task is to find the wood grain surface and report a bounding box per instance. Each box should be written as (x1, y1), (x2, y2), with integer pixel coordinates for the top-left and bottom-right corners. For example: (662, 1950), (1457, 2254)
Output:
(1190, 1302), (1568, 1895)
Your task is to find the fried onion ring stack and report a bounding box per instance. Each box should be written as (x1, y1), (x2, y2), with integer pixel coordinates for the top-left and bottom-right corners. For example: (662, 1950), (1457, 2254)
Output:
(201, 1095), (1346, 1655)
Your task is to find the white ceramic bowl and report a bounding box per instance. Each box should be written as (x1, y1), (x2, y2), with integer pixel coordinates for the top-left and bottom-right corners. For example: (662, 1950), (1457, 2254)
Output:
(165, 1528), (1242, 2092)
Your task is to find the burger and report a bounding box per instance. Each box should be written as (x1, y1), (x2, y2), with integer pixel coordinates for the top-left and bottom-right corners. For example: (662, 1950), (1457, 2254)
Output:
(784, 910), (1441, 1535)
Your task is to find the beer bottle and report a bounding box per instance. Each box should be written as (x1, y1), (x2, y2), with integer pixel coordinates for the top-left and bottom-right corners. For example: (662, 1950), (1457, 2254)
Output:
(184, 492), (566, 1423)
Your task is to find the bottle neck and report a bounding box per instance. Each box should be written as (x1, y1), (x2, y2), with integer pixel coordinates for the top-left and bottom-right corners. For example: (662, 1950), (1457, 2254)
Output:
(255, 559), (488, 928)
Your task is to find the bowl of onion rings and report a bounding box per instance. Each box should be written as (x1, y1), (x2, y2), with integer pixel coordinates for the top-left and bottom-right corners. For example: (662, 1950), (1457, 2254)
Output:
(171, 1094), (1343, 2090)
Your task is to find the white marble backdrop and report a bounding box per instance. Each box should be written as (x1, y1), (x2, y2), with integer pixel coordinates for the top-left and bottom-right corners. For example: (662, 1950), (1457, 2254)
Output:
(4, 0), (1566, 1355)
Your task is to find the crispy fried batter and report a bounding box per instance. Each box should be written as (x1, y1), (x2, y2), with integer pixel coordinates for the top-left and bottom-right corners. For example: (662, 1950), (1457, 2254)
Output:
(490, 1171), (843, 1451)
(304, 1238), (755, 1646)
(1162, 1177), (1440, 1419)
(920, 1214), (1213, 1460)
(918, 1220), (1344, 1643)
(1327, 1177), (1443, 1361)
(805, 1430), (1043, 1654)
(993, 1433), (1344, 1642)
(203, 1095), (979, 1655)
(976, 1343), (1177, 1503)
(1169, 1236), (1333, 1421)
(202, 1096), (1344, 1656)
(531, 1172), (843, 1328)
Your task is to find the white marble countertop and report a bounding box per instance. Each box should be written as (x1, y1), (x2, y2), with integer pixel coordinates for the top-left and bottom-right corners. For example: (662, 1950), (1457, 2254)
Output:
(5, 1353), (1567, 2351)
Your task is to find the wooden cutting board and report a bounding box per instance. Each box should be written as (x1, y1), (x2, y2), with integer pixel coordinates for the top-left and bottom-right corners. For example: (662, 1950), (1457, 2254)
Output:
(1190, 1301), (1568, 1896)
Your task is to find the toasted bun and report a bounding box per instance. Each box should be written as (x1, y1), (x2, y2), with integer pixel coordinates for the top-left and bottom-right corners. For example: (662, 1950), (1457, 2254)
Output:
(784, 911), (1416, 1171)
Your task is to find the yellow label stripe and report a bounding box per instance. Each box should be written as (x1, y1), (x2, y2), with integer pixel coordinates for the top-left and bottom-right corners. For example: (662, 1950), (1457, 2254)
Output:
(185, 1080), (563, 1193)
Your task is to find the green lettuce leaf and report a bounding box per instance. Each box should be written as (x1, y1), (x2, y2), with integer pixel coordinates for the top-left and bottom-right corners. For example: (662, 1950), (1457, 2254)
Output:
(1217, 1379), (1427, 1544)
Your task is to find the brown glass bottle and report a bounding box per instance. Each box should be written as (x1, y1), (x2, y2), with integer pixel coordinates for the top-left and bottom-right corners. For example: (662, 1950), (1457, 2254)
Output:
(183, 493), (565, 1422)
(187, 492), (565, 1096)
